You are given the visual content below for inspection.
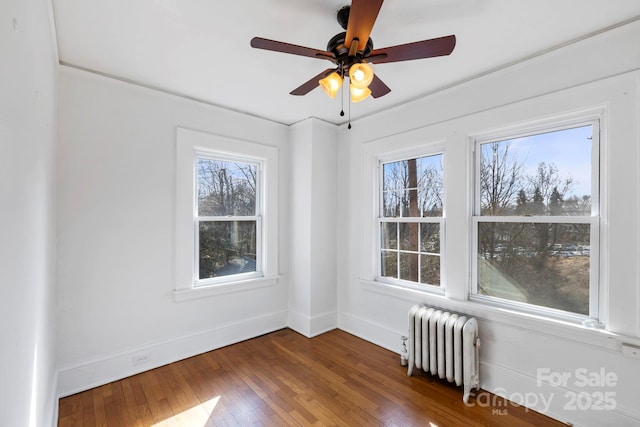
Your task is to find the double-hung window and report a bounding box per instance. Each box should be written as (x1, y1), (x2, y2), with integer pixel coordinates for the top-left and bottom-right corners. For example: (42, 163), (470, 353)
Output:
(175, 127), (278, 297)
(472, 119), (600, 322)
(196, 155), (261, 283)
(378, 152), (444, 288)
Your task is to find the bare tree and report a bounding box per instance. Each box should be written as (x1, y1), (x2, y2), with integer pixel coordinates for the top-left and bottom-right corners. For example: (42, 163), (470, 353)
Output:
(418, 162), (443, 216)
(480, 141), (524, 215)
(527, 162), (573, 212)
(479, 142), (524, 260)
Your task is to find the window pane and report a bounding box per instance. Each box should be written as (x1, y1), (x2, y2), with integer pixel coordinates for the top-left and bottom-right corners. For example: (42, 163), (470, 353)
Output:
(421, 255), (441, 286)
(382, 190), (402, 217)
(197, 158), (257, 216)
(479, 125), (592, 216)
(382, 160), (407, 191)
(420, 223), (440, 253)
(416, 156), (443, 217)
(405, 189), (419, 217)
(381, 252), (398, 279)
(399, 252), (419, 282)
(382, 154), (443, 218)
(199, 221), (257, 279)
(399, 222), (419, 251)
(381, 222), (397, 250)
(477, 222), (590, 315)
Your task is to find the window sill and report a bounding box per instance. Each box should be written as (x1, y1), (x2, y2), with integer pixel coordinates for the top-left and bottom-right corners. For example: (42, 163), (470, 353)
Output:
(173, 276), (279, 302)
(360, 278), (628, 352)
(373, 276), (445, 296)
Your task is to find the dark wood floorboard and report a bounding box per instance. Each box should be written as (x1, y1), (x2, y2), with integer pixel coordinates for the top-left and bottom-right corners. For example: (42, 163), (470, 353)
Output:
(58, 328), (565, 426)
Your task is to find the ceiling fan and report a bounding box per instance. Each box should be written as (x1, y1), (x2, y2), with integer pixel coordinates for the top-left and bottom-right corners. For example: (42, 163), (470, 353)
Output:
(250, 0), (456, 103)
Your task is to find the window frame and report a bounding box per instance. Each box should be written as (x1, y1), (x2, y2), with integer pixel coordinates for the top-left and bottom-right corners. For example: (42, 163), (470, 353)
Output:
(175, 128), (279, 300)
(194, 151), (263, 286)
(470, 115), (602, 325)
(375, 146), (446, 293)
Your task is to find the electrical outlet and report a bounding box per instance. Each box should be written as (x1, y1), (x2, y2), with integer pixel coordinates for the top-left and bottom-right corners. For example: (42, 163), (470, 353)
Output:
(132, 352), (151, 366)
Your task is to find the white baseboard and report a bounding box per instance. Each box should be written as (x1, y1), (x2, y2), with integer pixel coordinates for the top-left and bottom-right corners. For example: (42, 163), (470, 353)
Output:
(288, 310), (337, 338)
(56, 310), (288, 398)
(310, 311), (338, 337)
(337, 312), (403, 354)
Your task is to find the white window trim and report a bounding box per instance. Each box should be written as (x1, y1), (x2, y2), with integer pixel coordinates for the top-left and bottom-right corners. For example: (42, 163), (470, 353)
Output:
(469, 110), (604, 325)
(374, 143), (446, 294)
(175, 127), (279, 301)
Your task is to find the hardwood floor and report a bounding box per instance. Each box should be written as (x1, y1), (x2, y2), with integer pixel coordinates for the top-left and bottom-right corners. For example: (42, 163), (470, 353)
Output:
(58, 328), (564, 426)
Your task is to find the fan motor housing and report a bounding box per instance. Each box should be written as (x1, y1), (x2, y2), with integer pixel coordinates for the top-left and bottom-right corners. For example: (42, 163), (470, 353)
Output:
(327, 32), (373, 70)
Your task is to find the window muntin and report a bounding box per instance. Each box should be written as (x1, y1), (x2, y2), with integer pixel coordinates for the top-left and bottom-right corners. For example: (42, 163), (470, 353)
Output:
(379, 154), (443, 287)
(195, 155), (262, 284)
(473, 122), (599, 319)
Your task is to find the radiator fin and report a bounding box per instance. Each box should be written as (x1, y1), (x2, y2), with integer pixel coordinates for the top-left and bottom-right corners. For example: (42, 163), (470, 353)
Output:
(407, 304), (480, 403)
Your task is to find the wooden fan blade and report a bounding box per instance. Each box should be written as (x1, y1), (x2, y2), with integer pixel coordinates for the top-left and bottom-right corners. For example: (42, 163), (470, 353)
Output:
(369, 74), (391, 98)
(368, 35), (456, 64)
(251, 37), (336, 62)
(345, 0), (384, 52)
(290, 68), (336, 96)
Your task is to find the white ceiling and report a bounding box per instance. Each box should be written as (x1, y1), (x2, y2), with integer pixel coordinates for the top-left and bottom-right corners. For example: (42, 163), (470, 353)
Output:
(51, 0), (640, 126)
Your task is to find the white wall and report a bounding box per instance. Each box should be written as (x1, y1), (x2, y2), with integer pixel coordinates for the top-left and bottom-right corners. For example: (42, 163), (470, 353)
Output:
(56, 67), (291, 396)
(338, 19), (640, 426)
(289, 119), (338, 336)
(0, 0), (58, 425)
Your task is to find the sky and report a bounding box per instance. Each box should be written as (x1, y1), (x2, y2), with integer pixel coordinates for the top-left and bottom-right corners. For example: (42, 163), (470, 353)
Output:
(493, 124), (593, 199)
(381, 124), (593, 205)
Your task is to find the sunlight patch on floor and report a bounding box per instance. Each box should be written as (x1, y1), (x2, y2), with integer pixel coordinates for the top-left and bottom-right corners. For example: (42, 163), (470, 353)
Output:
(152, 395), (220, 426)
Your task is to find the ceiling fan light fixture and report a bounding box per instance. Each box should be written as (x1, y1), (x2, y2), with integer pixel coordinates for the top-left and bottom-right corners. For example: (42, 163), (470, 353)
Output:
(348, 62), (374, 89)
(251, 1), (456, 104)
(350, 84), (371, 102)
(319, 72), (343, 99)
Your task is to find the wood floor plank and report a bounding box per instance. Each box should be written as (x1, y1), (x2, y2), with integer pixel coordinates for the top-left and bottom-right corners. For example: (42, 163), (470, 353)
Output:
(57, 394), (82, 427)
(119, 379), (148, 427)
(78, 389), (96, 426)
(59, 328), (565, 426)
(91, 385), (108, 426)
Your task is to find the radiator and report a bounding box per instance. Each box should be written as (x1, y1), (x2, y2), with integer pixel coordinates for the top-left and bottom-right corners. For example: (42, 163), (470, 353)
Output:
(406, 304), (480, 403)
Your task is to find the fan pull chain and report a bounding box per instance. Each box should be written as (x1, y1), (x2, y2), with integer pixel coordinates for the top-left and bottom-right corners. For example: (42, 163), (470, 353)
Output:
(348, 90), (352, 129)
(340, 71), (344, 117)
(340, 73), (345, 117)
(338, 70), (351, 129)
